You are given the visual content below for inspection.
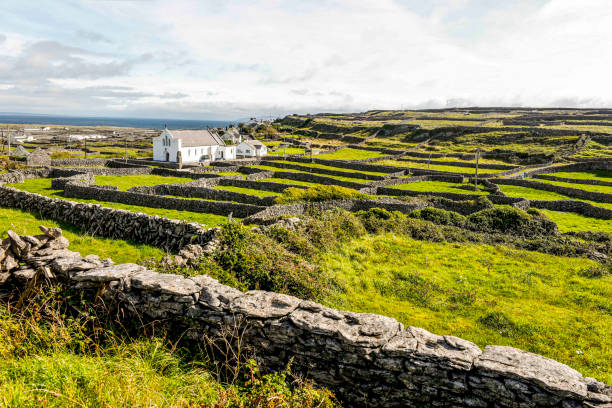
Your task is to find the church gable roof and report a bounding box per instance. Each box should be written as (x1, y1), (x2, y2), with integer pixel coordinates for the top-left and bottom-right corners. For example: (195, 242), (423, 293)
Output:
(167, 129), (225, 147)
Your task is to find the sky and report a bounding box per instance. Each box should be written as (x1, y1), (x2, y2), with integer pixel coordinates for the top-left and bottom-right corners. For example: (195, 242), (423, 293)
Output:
(0, 0), (611, 120)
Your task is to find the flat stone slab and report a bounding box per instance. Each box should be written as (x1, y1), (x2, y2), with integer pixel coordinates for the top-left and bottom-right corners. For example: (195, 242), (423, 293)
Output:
(231, 290), (301, 318)
(475, 345), (588, 398)
(72, 263), (145, 282)
(290, 301), (402, 347)
(190, 274), (242, 310)
(130, 270), (200, 296)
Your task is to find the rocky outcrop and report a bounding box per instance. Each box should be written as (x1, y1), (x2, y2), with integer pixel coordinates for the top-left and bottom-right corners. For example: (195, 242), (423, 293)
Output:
(0, 227), (609, 407)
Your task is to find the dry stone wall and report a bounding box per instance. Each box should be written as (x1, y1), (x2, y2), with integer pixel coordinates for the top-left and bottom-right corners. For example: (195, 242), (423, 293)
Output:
(533, 174), (612, 187)
(0, 186), (215, 250)
(248, 198), (428, 223)
(258, 160), (389, 180)
(492, 179), (612, 204)
(130, 183), (278, 206)
(0, 228), (609, 408)
(63, 182), (265, 218)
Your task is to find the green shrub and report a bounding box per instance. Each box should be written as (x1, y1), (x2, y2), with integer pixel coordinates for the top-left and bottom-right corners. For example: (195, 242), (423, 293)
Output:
(275, 185), (369, 204)
(466, 207), (557, 236)
(408, 207), (466, 227)
(355, 208), (407, 233)
(212, 222), (324, 299)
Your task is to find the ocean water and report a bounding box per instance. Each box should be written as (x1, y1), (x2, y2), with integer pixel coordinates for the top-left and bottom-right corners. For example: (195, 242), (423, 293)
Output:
(0, 114), (237, 129)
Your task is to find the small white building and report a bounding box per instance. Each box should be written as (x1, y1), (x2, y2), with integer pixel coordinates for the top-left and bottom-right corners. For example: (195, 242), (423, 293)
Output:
(153, 128), (236, 163)
(10, 134), (34, 143)
(237, 140), (268, 158)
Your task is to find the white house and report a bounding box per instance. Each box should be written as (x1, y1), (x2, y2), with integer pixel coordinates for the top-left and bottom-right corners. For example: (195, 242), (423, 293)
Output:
(237, 140), (268, 158)
(153, 128), (236, 163)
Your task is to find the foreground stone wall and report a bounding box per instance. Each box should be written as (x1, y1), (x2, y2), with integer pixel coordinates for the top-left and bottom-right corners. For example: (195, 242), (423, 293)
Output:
(0, 228), (609, 407)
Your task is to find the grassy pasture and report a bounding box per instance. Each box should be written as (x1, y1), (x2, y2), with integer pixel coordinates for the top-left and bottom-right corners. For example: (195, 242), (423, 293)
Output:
(266, 147), (306, 156)
(94, 174), (193, 190)
(321, 233), (611, 383)
(497, 184), (612, 210)
(272, 160), (388, 176)
(212, 185), (279, 197)
(542, 170), (612, 182)
(538, 209), (612, 234)
(390, 181), (489, 195)
(0, 206), (164, 263)
(528, 178), (612, 195)
(375, 159), (507, 174)
(258, 178), (322, 187)
(6, 178), (230, 225)
(315, 148), (388, 160)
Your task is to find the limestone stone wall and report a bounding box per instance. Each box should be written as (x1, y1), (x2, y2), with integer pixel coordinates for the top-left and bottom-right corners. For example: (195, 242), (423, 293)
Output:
(51, 158), (111, 167)
(130, 183), (278, 206)
(258, 160), (390, 180)
(530, 200), (612, 220)
(534, 174), (612, 187)
(0, 228), (609, 408)
(248, 198), (428, 223)
(492, 179), (612, 204)
(63, 182), (265, 218)
(0, 186), (216, 250)
(394, 158), (517, 170)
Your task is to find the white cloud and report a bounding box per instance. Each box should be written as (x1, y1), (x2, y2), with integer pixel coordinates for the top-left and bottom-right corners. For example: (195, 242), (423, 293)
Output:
(1, 0), (612, 118)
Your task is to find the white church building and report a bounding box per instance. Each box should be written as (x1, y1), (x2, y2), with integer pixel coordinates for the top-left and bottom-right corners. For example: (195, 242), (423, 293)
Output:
(153, 128), (236, 163)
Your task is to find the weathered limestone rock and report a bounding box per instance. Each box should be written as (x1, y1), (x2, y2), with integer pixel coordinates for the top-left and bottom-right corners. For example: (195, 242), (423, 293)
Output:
(130, 271), (199, 296)
(231, 290), (301, 319)
(290, 301), (402, 347)
(475, 345), (588, 398)
(72, 263), (145, 282)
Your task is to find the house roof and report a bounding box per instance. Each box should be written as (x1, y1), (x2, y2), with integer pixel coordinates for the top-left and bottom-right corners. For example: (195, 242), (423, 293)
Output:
(168, 129), (225, 147)
(243, 140), (266, 149)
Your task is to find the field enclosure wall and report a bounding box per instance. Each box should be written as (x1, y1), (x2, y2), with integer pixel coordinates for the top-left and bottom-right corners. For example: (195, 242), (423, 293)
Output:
(1, 231), (610, 408)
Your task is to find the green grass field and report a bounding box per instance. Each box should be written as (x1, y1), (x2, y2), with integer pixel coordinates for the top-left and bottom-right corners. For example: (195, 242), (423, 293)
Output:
(6, 179), (230, 225)
(497, 184), (612, 210)
(528, 178), (612, 195)
(258, 178), (322, 187)
(538, 209), (612, 234)
(391, 181), (489, 195)
(320, 233), (611, 383)
(266, 147), (306, 156)
(540, 170), (612, 182)
(271, 160), (388, 176)
(212, 185), (279, 197)
(375, 159), (508, 174)
(94, 175), (193, 190)
(0, 207), (164, 262)
(315, 148), (388, 160)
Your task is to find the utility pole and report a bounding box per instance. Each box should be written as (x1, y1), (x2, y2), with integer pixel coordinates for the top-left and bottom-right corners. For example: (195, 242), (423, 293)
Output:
(427, 153), (431, 169)
(474, 148), (480, 190)
(124, 138), (128, 164)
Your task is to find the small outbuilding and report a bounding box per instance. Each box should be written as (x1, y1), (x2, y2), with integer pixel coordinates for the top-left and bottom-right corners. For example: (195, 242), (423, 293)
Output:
(26, 148), (51, 167)
(10, 145), (30, 159)
(236, 140), (268, 158)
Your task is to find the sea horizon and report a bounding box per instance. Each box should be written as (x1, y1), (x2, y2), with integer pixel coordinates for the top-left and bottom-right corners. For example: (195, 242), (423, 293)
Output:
(0, 113), (239, 130)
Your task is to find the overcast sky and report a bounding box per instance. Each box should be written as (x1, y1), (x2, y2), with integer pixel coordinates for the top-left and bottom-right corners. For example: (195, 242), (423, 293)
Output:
(1, 0), (611, 120)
